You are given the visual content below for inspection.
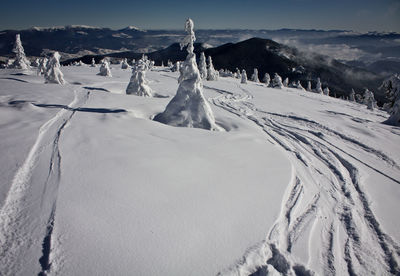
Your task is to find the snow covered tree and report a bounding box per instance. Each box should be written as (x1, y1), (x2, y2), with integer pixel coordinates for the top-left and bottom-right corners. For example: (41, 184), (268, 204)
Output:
(90, 58), (96, 67)
(241, 70), (247, 84)
(32, 58), (40, 67)
(316, 78), (323, 93)
(154, 18), (219, 130)
(171, 61), (180, 72)
(78, 60), (85, 66)
(307, 81), (312, 92)
(12, 34), (30, 69)
(296, 80), (305, 90)
(272, 73), (283, 88)
(283, 77), (289, 87)
(251, 68), (259, 82)
(380, 75), (400, 125)
(349, 89), (356, 101)
(98, 59), (112, 77)
(121, 58), (130, 69)
(235, 68), (241, 79)
(37, 57), (48, 76)
(126, 59), (152, 97)
(44, 52), (65, 84)
(323, 87), (330, 96)
(206, 56), (218, 81)
(363, 89), (376, 110)
(198, 52), (207, 79)
(263, 73), (270, 86)
(380, 74), (400, 111)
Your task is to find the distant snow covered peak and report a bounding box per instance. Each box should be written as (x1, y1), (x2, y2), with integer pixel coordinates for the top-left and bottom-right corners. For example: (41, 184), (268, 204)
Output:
(120, 26), (146, 32)
(31, 25), (104, 31)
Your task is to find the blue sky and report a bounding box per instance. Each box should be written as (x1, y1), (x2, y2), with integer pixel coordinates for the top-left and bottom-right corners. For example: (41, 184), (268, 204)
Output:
(1, 0), (399, 32)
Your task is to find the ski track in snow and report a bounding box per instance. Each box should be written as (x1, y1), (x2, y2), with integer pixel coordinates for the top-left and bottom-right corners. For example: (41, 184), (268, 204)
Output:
(208, 84), (400, 275)
(0, 89), (90, 275)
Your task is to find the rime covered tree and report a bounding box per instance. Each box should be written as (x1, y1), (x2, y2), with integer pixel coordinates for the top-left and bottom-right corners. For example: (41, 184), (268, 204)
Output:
(316, 78), (323, 93)
(126, 59), (152, 97)
(263, 73), (270, 86)
(207, 56), (218, 81)
(324, 87), (330, 96)
(32, 58), (40, 67)
(98, 59), (112, 77)
(272, 73), (283, 88)
(349, 89), (356, 101)
(154, 18), (219, 130)
(44, 52), (65, 84)
(91, 58), (96, 67)
(283, 77), (289, 87)
(296, 80), (305, 90)
(307, 81), (312, 92)
(380, 75), (400, 125)
(251, 68), (259, 82)
(11, 34), (30, 70)
(363, 89), (376, 110)
(198, 52), (207, 79)
(241, 70), (247, 84)
(121, 58), (130, 69)
(37, 57), (48, 76)
(172, 61), (180, 72)
(235, 68), (241, 79)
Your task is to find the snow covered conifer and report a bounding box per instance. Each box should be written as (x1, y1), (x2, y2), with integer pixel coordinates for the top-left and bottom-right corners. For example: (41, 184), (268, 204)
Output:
(90, 58), (96, 67)
(235, 68), (241, 79)
(32, 58), (40, 67)
(316, 78), (323, 93)
(380, 75), (400, 125)
(283, 77), (289, 87)
(349, 89), (356, 101)
(121, 58), (130, 69)
(241, 70), (247, 84)
(272, 73), (283, 88)
(44, 52), (65, 84)
(363, 89), (376, 110)
(263, 73), (270, 86)
(12, 34), (30, 70)
(37, 57), (48, 76)
(172, 61), (180, 72)
(324, 87), (330, 96)
(296, 80), (305, 90)
(98, 59), (112, 77)
(251, 68), (259, 82)
(307, 81), (312, 92)
(154, 18), (219, 130)
(126, 59), (152, 97)
(198, 52), (207, 79)
(207, 56), (218, 81)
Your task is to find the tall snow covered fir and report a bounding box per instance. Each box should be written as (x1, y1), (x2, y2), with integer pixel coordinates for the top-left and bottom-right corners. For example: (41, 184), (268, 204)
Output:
(154, 19), (219, 131)
(44, 52), (65, 84)
(198, 52), (207, 79)
(251, 68), (259, 82)
(12, 34), (30, 70)
(206, 56), (218, 81)
(241, 70), (247, 84)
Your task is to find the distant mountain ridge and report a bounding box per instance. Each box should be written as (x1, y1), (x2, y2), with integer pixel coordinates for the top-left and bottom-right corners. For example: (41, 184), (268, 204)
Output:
(63, 37), (385, 103)
(0, 26), (399, 65)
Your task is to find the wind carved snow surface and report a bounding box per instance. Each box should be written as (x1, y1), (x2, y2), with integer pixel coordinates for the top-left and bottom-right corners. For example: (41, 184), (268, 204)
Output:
(0, 58), (399, 276)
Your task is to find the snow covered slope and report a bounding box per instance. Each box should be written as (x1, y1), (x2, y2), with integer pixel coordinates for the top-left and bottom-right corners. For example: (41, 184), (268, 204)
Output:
(0, 65), (399, 275)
